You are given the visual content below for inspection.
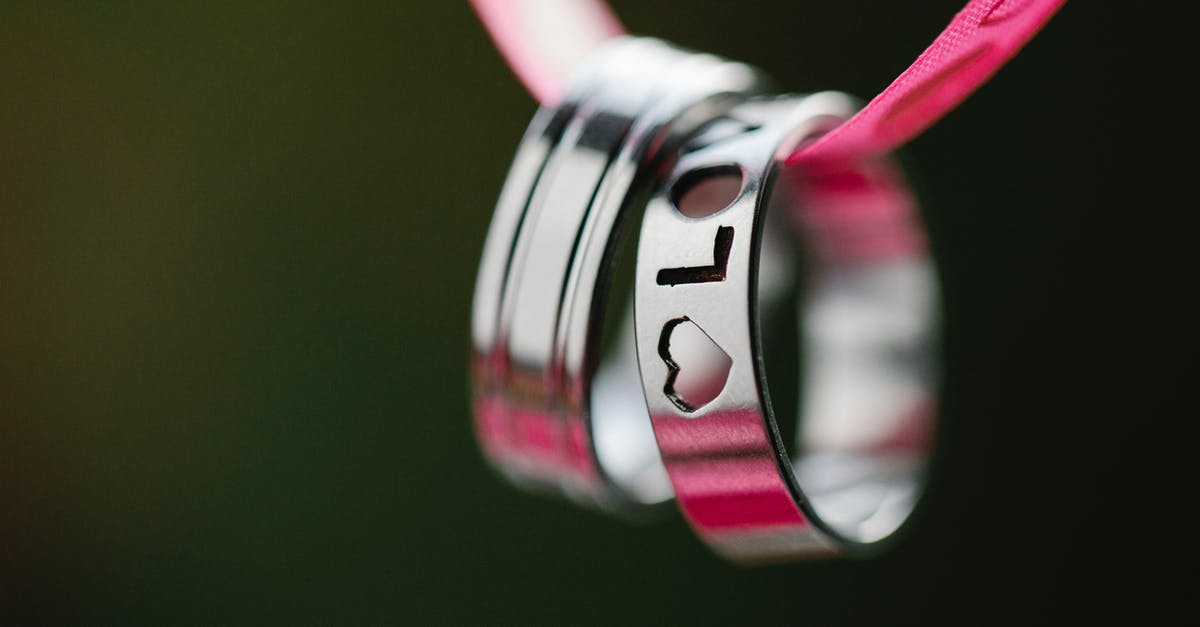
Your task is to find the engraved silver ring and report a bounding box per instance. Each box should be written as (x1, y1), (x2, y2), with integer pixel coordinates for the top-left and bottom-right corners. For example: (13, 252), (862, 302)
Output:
(633, 94), (939, 560)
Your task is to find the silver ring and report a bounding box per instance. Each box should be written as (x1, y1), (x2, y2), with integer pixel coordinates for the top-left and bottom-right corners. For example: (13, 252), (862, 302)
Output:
(633, 94), (940, 560)
(470, 37), (762, 511)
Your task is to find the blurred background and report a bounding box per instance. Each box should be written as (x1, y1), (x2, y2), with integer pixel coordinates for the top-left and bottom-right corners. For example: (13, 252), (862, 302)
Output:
(1, 2), (1182, 624)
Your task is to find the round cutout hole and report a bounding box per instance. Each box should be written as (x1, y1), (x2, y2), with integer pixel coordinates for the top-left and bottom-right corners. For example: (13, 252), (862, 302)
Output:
(671, 166), (743, 219)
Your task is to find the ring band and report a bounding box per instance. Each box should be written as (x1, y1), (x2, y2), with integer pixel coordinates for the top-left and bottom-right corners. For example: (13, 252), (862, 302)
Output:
(634, 94), (939, 560)
(470, 38), (762, 510)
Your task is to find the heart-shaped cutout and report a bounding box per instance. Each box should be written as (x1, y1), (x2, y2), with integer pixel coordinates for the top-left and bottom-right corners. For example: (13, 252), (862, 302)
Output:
(658, 317), (732, 413)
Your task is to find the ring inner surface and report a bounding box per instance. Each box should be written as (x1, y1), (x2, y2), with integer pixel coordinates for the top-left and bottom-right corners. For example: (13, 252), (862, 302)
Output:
(761, 152), (939, 544)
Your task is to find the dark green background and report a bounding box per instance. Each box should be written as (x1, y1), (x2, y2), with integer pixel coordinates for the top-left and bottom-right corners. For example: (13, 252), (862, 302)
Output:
(1, 2), (1180, 624)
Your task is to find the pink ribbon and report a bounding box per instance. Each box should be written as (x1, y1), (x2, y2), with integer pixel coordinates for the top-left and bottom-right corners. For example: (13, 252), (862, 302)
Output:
(470, 0), (1065, 162)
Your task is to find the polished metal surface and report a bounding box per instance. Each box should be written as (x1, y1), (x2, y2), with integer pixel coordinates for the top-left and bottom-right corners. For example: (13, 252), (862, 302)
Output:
(470, 37), (762, 511)
(633, 93), (939, 560)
